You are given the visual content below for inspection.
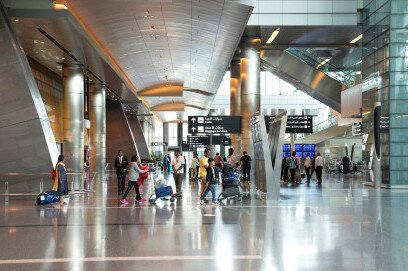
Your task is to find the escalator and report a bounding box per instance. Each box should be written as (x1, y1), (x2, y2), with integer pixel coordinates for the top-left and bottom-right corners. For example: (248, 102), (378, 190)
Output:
(261, 50), (343, 112)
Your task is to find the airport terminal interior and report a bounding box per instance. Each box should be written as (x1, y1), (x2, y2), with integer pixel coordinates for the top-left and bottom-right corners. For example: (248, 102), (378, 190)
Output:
(0, 0), (407, 270)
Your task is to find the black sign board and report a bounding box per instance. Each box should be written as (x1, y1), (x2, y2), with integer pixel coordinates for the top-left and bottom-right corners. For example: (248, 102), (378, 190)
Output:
(265, 115), (313, 133)
(286, 115), (313, 133)
(380, 115), (389, 133)
(352, 123), (362, 136)
(222, 138), (232, 146)
(188, 116), (241, 134)
(182, 142), (193, 152)
(151, 142), (168, 146)
(187, 135), (230, 145)
(167, 146), (181, 152)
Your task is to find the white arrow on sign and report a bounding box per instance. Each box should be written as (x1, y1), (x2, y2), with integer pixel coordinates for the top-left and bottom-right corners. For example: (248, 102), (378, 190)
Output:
(191, 127), (196, 132)
(191, 118), (196, 123)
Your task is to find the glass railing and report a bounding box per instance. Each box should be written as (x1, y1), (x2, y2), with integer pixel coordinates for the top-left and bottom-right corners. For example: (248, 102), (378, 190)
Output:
(286, 49), (359, 88)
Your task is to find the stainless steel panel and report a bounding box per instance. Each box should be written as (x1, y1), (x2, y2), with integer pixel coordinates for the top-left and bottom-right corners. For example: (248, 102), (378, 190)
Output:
(89, 83), (106, 174)
(0, 3), (58, 176)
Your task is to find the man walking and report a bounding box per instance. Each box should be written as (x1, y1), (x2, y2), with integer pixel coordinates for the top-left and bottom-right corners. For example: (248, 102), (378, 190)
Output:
(315, 152), (324, 185)
(172, 149), (185, 197)
(240, 151), (252, 190)
(114, 150), (128, 195)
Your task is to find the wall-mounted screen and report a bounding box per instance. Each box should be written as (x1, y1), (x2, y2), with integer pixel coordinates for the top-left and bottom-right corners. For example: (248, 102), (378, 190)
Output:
(295, 144), (303, 152)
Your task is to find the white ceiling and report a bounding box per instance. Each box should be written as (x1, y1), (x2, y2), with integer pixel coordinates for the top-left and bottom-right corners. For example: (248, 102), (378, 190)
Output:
(66, 0), (253, 121)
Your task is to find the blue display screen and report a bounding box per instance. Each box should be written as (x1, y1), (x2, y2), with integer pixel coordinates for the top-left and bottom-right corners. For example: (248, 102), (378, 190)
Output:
(303, 144), (315, 152)
(303, 152), (315, 158)
(283, 144), (291, 152)
(283, 151), (291, 158)
(296, 152), (302, 158)
(295, 144), (303, 151)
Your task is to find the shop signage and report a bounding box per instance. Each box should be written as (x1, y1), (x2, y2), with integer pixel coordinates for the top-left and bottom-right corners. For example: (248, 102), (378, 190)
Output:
(188, 116), (241, 134)
(362, 74), (382, 91)
(380, 115), (389, 133)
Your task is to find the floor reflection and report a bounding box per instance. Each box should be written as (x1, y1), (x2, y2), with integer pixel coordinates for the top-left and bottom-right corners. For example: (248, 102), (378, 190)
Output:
(0, 172), (407, 270)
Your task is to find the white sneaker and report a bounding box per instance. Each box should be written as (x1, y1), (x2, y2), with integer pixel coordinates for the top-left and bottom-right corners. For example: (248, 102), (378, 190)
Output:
(212, 201), (219, 206)
(199, 200), (205, 206)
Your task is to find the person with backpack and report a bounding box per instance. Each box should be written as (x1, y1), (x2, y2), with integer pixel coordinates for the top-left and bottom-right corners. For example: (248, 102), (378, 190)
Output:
(289, 151), (299, 183)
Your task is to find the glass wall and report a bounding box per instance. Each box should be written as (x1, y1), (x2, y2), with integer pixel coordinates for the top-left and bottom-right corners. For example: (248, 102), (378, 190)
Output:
(362, 0), (408, 185)
(168, 123), (178, 147)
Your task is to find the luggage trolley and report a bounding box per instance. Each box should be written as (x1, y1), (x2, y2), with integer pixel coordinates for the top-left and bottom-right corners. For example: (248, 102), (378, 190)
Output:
(148, 174), (176, 204)
(217, 164), (242, 204)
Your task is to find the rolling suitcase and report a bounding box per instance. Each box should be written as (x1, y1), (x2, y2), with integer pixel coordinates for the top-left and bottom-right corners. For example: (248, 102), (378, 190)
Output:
(35, 191), (60, 205)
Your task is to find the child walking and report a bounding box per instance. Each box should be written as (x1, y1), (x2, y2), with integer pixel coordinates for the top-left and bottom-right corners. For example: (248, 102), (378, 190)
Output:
(120, 155), (149, 204)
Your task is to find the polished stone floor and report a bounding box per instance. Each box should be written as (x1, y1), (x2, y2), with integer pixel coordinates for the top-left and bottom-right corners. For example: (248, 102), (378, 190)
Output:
(0, 171), (407, 271)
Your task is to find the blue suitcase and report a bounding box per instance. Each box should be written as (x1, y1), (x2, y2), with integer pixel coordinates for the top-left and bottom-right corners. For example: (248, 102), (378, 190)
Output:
(36, 191), (60, 205)
(149, 186), (176, 204)
(156, 186), (173, 198)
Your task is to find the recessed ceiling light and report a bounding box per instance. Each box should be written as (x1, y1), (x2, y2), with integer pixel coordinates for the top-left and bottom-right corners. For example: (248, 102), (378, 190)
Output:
(14, 19), (19, 22)
(143, 15), (148, 18)
(350, 34), (363, 44)
(266, 28), (280, 44)
(316, 58), (331, 69)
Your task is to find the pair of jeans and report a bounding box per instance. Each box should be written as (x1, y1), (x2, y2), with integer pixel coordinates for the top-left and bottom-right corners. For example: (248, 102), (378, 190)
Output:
(122, 181), (141, 200)
(200, 184), (216, 201)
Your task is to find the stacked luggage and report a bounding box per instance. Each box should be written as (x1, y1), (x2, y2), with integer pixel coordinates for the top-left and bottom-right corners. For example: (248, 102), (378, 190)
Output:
(217, 163), (242, 203)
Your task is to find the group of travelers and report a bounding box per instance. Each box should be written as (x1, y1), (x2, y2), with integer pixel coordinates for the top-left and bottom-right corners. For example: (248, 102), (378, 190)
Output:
(281, 151), (324, 185)
(196, 148), (251, 205)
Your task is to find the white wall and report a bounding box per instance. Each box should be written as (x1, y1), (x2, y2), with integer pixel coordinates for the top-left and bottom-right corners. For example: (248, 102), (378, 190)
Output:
(248, 0), (363, 26)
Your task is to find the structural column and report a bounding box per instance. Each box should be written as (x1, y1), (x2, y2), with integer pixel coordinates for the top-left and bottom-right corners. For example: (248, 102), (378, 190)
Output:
(240, 39), (261, 158)
(62, 63), (84, 190)
(89, 83), (106, 175)
(177, 122), (183, 148)
(230, 58), (241, 154)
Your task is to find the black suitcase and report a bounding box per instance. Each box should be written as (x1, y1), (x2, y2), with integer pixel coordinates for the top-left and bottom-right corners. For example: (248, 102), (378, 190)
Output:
(35, 191), (60, 205)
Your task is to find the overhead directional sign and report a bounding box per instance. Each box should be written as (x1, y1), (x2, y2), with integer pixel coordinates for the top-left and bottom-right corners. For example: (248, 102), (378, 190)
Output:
(187, 135), (230, 145)
(286, 115), (313, 133)
(151, 142), (168, 146)
(265, 115), (313, 134)
(188, 116), (241, 134)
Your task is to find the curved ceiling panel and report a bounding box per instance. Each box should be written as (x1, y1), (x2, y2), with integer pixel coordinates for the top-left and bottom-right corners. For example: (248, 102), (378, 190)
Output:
(65, 0), (253, 120)
(151, 101), (185, 111)
(138, 83), (183, 97)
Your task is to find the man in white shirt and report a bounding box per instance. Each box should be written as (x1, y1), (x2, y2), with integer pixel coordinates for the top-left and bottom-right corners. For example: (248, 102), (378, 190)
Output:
(315, 152), (324, 185)
(172, 149), (185, 197)
(304, 153), (312, 183)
